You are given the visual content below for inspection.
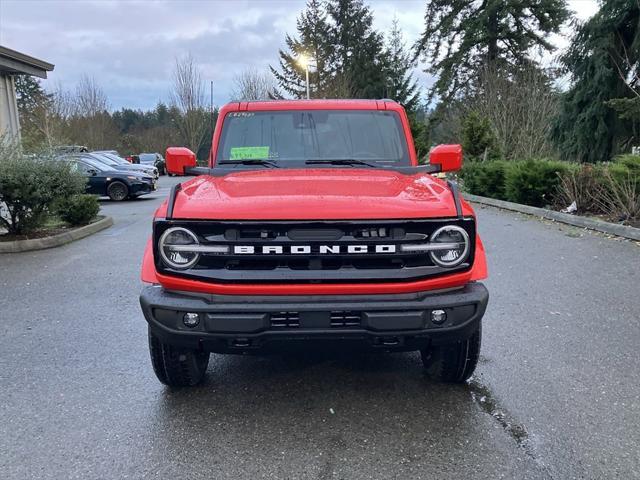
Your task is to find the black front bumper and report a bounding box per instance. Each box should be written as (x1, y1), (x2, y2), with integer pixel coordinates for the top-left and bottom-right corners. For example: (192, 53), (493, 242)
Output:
(139, 282), (488, 354)
(130, 180), (156, 196)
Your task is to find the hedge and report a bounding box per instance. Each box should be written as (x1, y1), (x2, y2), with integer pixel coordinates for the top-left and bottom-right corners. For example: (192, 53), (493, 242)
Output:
(504, 160), (571, 207)
(460, 156), (640, 221)
(460, 159), (569, 207)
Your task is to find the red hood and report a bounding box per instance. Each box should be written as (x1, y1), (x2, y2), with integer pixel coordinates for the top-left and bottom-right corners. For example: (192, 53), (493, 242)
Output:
(160, 169), (467, 220)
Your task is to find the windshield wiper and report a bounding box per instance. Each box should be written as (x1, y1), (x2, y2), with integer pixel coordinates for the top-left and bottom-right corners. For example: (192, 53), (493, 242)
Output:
(218, 159), (280, 168)
(305, 159), (378, 168)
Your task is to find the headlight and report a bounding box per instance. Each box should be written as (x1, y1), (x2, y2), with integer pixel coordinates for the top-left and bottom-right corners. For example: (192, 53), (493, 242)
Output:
(159, 227), (200, 270)
(428, 225), (470, 267)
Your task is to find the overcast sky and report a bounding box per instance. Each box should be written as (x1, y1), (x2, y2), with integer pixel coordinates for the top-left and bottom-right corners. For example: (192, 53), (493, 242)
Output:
(0, 0), (600, 111)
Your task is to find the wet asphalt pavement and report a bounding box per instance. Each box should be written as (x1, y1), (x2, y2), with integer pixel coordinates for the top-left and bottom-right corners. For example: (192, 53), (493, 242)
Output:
(1, 175), (639, 479)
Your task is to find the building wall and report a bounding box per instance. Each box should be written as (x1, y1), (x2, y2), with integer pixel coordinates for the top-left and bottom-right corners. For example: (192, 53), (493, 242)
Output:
(0, 74), (20, 140)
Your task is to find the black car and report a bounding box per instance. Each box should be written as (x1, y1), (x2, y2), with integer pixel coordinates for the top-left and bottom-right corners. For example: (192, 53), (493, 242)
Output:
(138, 152), (166, 176)
(69, 157), (156, 201)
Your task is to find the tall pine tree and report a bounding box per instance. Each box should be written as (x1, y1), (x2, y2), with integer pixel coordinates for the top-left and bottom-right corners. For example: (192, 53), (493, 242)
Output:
(14, 75), (54, 148)
(325, 0), (386, 98)
(384, 17), (420, 113)
(553, 0), (639, 162)
(271, 0), (389, 99)
(414, 0), (569, 103)
(270, 0), (333, 98)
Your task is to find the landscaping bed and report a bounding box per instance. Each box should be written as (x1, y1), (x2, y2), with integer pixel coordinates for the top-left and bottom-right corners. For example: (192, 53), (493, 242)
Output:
(459, 155), (640, 228)
(1, 142), (103, 249)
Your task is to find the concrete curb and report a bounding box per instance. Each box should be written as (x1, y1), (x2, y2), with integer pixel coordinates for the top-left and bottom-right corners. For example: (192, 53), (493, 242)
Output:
(465, 193), (640, 241)
(0, 216), (114, 253)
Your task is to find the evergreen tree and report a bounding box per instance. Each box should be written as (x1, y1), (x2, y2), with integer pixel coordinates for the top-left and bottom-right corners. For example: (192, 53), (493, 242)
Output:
(326, 0), (386, 98)
(15, 76), (50, 115)
(461, 111), (500, 159)
(384, 17), (420, 112)
(552, 0), (639, 162)
(414, 0), (569, 103)
(14, 76), (53, 148)
(270, 0), (333, 98)
(271, 0), (389, 99)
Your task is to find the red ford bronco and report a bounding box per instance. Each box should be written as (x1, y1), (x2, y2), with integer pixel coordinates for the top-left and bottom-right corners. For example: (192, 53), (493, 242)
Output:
(139, 99), (488, 387)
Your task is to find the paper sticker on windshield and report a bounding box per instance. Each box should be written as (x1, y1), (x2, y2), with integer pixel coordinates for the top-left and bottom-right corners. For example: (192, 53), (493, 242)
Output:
(230, 146), (270, 160)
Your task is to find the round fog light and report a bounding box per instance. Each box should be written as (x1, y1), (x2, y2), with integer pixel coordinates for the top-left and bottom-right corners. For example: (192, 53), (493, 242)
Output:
(183, 312), (200, 328)
(431, 309), (447, 325)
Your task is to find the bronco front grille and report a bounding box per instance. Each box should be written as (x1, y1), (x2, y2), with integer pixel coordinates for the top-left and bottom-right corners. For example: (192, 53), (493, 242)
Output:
(330, 311), (362, 327)
(153, 218), (475, 284)
(270, 312), (300, 328)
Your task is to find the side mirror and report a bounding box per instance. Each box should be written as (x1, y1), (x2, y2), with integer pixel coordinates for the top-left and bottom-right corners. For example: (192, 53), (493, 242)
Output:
(87, 168), (98, 176)
(429, 144), (463, 172)
(166, 147), (197, 176)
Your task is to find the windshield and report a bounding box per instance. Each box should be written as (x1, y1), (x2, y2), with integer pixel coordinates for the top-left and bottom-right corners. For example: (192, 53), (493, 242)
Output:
(139, 154), (156, 164)
(215, 110), (410, 167)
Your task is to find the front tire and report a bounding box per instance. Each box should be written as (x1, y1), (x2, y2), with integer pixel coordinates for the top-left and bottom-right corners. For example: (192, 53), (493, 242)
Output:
(107, 181), (129, 201)
(421, 325), (481, 383)
(148, 329), (210, 387)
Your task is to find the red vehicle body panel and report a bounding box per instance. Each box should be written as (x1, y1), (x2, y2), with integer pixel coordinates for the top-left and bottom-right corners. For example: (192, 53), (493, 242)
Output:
(154, 169), (473, 220)
(142, 99), (487, 295)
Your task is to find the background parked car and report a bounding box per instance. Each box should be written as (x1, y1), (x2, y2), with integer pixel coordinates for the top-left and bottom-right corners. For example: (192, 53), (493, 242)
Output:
(138, 152), (166, 175)
(67, 156), (156, 201)
(66, 152), (158, 179)
(91, 151), (158, 178)
(94, 150), (120, 156)
(52, 145), (89, 155)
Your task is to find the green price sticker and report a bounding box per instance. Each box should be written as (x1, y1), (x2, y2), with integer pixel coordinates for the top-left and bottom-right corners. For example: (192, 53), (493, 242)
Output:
(230, 146), (270, 160)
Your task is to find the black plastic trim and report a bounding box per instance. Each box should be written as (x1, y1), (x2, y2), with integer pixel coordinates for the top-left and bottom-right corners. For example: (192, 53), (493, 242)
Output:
(179, 164), (443, 178)
(166, 182), (182, 220)
(140, 282), (489, 353)
(447, 180), (463, 218)
(184, 166), (213, 176)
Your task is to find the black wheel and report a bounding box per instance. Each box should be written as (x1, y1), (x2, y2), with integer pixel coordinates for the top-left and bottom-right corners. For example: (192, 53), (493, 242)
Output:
(148, 328), (209, 387)
(107, 181), (129, 201)
(421, 325), (481, 383)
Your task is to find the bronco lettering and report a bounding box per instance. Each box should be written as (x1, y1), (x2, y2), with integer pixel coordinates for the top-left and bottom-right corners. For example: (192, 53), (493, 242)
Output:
(232, 244), (397, 254)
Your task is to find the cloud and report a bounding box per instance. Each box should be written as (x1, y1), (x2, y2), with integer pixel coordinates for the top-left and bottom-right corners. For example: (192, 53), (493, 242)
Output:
(0, 0), (304, 108)
(0, 0), (598, 110)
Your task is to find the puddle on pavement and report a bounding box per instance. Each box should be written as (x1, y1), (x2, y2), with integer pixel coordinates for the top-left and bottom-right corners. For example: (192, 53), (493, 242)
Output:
(468, 378), (533, 455)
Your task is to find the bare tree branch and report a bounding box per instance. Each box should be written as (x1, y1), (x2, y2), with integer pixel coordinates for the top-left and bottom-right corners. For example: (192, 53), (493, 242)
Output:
(231, 68), (277, 101)
(170, 54), (209, 154)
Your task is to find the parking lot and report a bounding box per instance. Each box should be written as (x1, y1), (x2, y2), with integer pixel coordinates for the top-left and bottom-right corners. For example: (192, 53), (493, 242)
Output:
(1, 175), (640, 479)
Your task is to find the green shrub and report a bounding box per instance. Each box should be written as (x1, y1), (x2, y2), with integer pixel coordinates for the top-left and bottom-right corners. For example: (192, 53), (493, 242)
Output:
(460, 160), (508, 199)
(55, 194), (100, 226)
(611, 155), (640, 182)
(461, 111), (500, 160)
(0, 144), (87, 234)
(504, 160), (571, 207)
